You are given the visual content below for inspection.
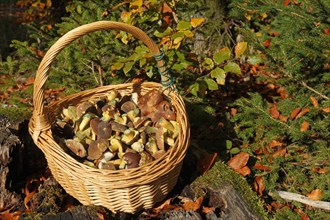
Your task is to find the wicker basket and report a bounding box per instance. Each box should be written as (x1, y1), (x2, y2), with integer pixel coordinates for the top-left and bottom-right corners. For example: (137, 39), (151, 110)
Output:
(28, 21), (190, 213)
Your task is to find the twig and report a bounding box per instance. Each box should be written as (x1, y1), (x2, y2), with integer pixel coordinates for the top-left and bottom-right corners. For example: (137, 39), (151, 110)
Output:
(275, 190), (330, 211)
(301, 81), (329, 100)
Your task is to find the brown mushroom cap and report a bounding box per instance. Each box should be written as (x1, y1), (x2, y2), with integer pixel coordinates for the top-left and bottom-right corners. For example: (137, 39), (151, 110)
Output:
(121, 101), (137, 113)
(87, 139), (109, 160)
(65, 139), (87, 158)
(97, 121), (112, 139)
(76, 101), (97, 118)
(110, 121), (127, 133)
(123, 152), (141, 169)
(90, 117), (101, 134)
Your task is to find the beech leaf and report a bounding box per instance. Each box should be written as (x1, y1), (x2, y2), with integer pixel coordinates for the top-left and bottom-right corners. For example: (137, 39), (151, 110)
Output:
(253, 176), (265, 195)
(182, 197), (203, 211)
(213, 47), (231, 65)
(177, 20), (192, 31)
(310, 96), (319, 108)
(235, 42), (247, 58)
(227, 152), (249, 170)
(190, 17), (205, 28)
(269, 103), (280, 119)
(300, 121), (310, 132)
(204, 77), (218, 90)
(290, 107), (301, 120)
(210, 67), (226, 85)
(224, 62), (241, 75)
(236, 165), (251, 176)
(202, 58), (214, 70)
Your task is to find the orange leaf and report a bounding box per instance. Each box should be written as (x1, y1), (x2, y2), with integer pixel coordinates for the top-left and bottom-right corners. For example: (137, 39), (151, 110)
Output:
(197, 152), (218, 174)
(324, 28), (330, 35)
(290, 107), (302, 120)
(310, 96), (319, 108)
(253, 176), (265, 195)
(227, 152), (250, 170)
(263, 39), (272, 48)
(307, 189), (323, 201)
(253, 163), (271, 171)
(162, 2), (173, 14)
(301, 214), (310, 220)
(190, 17), (205, 28)
(272, 148), (287, 158)
(300, 121), (310, 132)
(322, 107), (330, 113)
(230, 108), (237, 116)
(25, 77), (35, 86)
(279, 114), (288, 122)
(201, 206), (215, 214)
(182, 197), (203, 212)
(283, 0), (291, 6)
(24, 190), (35, 210)
(236, 165), (251, 176)
(269, 140), (284, 148)
(295, 108), (310, 119)
(277, 86), (288, 98)
(269, 103), (280, 119)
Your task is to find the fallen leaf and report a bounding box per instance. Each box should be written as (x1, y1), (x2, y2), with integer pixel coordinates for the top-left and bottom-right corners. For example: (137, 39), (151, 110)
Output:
(277, 86), (288, 98)
(295, 108), (310, 119)
(230, 108), (237, 116)
(271, 201), (284, 209)
(236, 165), (251, 176)
(324, 28), (330, 35)
(300, 121), (310, 132)
(201, 206), (215, 214)
(190, 17), (205, 28)
(307, 189), (323, 201)
(269, 103), (280, 119)
(24, 77), (35, 86)
(253, 163), (271, 171)
(310, 96), (319, 108)
(152, 198), (174, 213)
(322, 107), (330, 113)
(235, 42), (248, 58)
(279, 114), (288, 122)
(253, 176), (265, 195)
(227, 152), (250, 170)
(269, 140), (284, 148)
(197, 152), (218, 174)
(283, 0), (290, 6)
(301, 214), (310, 220)
(263, 39), (272, 48)
(0, 212), (20, 220)
(290, 107), (302, 120)
(272, 148), (287, 158)
(182, 197), (203, 212)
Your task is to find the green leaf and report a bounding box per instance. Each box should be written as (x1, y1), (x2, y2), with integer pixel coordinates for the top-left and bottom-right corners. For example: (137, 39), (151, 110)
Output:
(189, 83), (199, 96)
(230, 147), (241, 154)
(210, 67), (226, 85)
(213, 47), (231, 65)
(171, 32), (185, 39)
(154, 27), (173, 38)
(139, 58), (146, 67)
(146, 66), (154, 78)
(224, 62), (241, 75)
(235, 42), (248, 58)
(204, 77), (218, 90)
(226, 140), (233, 150)
(123, 61), (134, 74)
(112, 62), (124, 71)
(172, 63), (185, 71)
(177, 20), (192, 31)
(202, 58), (214, 70)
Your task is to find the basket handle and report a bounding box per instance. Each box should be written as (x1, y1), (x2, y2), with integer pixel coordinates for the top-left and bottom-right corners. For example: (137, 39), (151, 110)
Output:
(32, 21), (171, 137)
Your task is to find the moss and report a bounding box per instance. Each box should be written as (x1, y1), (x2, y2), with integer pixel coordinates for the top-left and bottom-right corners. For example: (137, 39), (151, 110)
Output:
(0, 106), (32, 122)
(191, 161), (268, 219)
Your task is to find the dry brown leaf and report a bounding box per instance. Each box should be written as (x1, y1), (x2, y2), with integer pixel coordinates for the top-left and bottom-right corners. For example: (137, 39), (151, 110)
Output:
(301, 214), (311, 220)
(290, 107), (301, 120)
(197, 152), (218, 174)
(227, 152), (250, 170)
(277, 87), (288, 98)
(295, 108), (310, 119)
(322, 107), (330, 113)
(231, 108), (237, 117)
(272, 148), (287, 158)
(253, 176), (265, 195)
(25, 77), (35, 86)
(182, 197), (203, 212)
(283, 0), (290, 6)
(201, 206), (216, 214)
(263, 39), (272, 48)
(307, 189), (323, 201)
(236, 165), (251, 176)
(310, 96), (319, 108)
(300, 121), (310, 132)
(269, 140), (284, 148)
(253, 163), (271, 171)
(269, 103), (280, 119)
(279, 114), (289, 122)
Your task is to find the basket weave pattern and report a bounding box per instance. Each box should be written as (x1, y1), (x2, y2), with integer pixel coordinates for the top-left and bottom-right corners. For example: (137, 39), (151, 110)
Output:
(28, 21), (190, 213)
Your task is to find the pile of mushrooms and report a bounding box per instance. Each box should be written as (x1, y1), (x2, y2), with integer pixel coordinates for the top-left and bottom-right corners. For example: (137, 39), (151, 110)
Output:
(52, 89), (179, 170)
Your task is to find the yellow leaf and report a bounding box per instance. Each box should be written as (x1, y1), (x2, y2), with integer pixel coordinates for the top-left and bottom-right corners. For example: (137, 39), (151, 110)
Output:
(130, 0), (143, 8)
(190, 17), (205, 28)
(307, 189), (323, 201)
(120, 11), (131, 23)
(235, 42), (248, 58)
(173, 36), (183, 45)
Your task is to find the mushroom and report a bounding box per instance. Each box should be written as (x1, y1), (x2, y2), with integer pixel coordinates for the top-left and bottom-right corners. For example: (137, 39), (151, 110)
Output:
(110, 121), (127, 133)
(62, 106), (78, 122)
(109, 138), (124, 158)
(139, 151), (154, 166)
(97, 121), (112, 139)
(155, 126), (165, 150)
(131, 141), (144, 153)
(76, 101), (96, 118)
(121, 129), (139, 145)
(123, 152), (141, 169)
(140, 132), (147, 145)
(157, 100), (176, 121)
(145, 138), (158, 155)
(138, 90), (164, 117)
(114, 113), (127, 125)
(90, 117), (101, 135)
(121, 101), (137, 113)
(157, 117), (174, 132)
(65, 139), (87, 158)
(54, 120), (74, 139)
(169, 120), (180, 139)
(75, 127), (91, 142)
(164, 136), (175, 147)
(127, 108), (140, 122)
(87, 139), (109, 160)
(152, 150), (166, 160)
(79, 113), (94, 131)
(106, 90), (118, 102)
(133, 117), (149, 129)
(100, 161), (116, 170)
